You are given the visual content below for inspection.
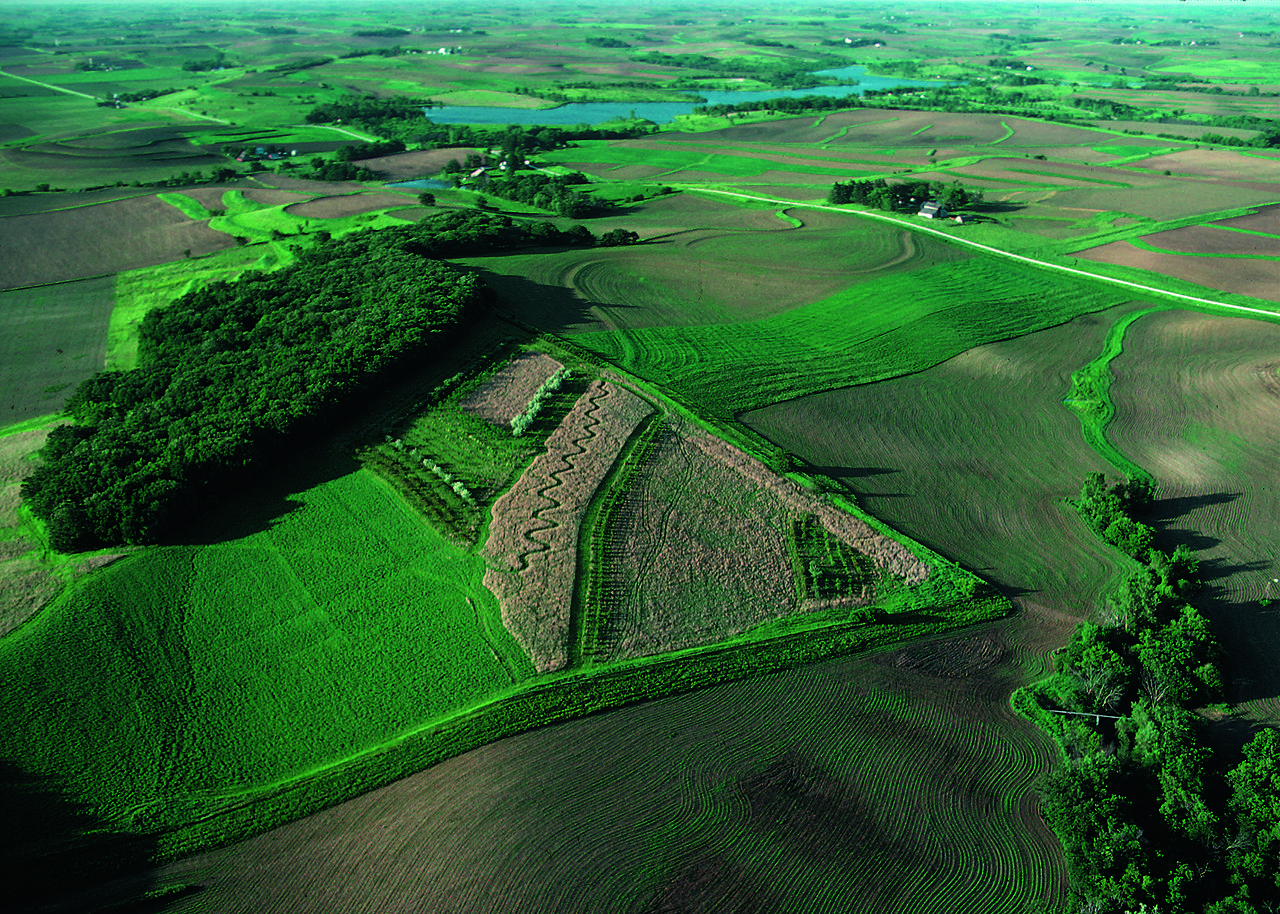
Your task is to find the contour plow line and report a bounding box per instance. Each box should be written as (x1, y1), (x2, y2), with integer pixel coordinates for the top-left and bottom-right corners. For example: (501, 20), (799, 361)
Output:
(689, 188), (1280, 322)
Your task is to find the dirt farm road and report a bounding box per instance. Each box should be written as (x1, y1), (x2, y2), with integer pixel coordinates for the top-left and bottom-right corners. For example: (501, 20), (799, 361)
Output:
(693, 187), (1280, 322)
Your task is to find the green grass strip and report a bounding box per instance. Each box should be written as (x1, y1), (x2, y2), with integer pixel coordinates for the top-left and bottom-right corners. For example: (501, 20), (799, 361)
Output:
(1211, 223), (1280, 242)
(991, 120), (1015, 144)
(910, 123), (933, 136)
(1128, 238), (1280, 261)
(1063, 306), (1164, 483)
(156, 192), (212, 221)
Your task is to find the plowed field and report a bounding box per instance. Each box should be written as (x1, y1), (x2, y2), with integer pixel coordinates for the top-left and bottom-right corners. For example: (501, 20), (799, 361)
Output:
(1107, 309), (1280, 724)
(0, 195), (234, 290)
(152, 644), (1066, 914)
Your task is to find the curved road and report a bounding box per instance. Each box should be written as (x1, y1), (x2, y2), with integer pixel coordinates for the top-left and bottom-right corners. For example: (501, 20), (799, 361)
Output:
(690, 187), (1280, 322)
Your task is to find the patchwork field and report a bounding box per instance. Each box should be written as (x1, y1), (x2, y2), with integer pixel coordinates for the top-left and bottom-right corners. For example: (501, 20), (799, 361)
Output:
(744, 303), (1140, 625)
(10, 4), (1280, 910)
(596, 420), (927, 662)
(152, 639), (1066, 914)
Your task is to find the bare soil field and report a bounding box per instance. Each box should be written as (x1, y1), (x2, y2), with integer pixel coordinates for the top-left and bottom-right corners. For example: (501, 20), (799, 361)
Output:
(1061, 181), (1280, 223)
(1216, 203), (1280, 235)
(0, 275), (115, 419)
(354, 147), (480, 182)
(483, 380), (651, 672)
(283, 192), (416, 220)
(239, 187), (310, 207)
(460, 351), (563, 428)
(150, 640), (1066, 914)
(1107, 309), (1280, 725)
(249, 174), (372, 195)
(1076, 239), (1280, 303)
(1123, 148), (1280, 186)
(745, 304), (1136, 626)
(0, 187), (155, 217)
(1135, 224), (1280, 258)
(0, 194), (234, 290)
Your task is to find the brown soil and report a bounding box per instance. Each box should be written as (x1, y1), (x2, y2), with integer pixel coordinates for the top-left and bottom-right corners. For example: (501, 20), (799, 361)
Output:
(1076, 239), (1280, 303)
(239, 187), (309, 207)
(1108, 309), (1280, 724)
(283, 192), (416, 220)
(355, 147), (480, 181)
(0, 195), (235, 290)
(459, 352), (563, 427)
(1138, 224), (1280, 257)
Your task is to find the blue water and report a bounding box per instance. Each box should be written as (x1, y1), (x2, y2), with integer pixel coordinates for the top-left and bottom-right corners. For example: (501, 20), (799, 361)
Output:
(385, 178), (453, 190)
(422, 65), (950, 126)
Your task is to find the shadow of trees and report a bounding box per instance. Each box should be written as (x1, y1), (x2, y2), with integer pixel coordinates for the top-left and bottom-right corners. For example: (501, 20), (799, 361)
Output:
(0, 761), (174, 913)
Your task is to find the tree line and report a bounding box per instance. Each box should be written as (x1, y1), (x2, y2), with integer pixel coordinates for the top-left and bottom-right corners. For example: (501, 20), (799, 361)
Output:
(1017, 474), (1280, 913)
(23, 211), (623, 550)
(827, 177), (981, 212)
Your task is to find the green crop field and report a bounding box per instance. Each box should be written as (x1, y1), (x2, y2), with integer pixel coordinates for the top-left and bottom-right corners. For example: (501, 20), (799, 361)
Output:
(0, 462), (526, 836)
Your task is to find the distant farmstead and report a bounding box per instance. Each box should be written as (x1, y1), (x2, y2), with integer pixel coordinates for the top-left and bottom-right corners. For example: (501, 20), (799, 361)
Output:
(918, 201), (947, 219)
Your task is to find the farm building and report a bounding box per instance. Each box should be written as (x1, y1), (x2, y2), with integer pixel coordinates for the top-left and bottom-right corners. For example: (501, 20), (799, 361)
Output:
(918, 201), (947, 219)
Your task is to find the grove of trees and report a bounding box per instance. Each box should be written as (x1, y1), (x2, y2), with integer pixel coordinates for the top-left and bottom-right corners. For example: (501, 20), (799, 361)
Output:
(22, 212), (614, 549)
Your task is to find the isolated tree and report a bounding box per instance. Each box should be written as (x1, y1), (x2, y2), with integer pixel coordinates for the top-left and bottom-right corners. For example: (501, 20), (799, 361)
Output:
(417, 192), (436, 206)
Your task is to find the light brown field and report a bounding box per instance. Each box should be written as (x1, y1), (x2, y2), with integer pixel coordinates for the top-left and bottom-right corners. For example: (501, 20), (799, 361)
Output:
(1136, 224), (1280, 258)
(459, 351), (563, 428)
(600, 420), (927, 662)
(1125, 148), (1280, 185)
(239, 187), (310, 207)
(354, 147), (479, 181)
(1076, 239), (1280, 303)
(282, 192), (416, 219)
(1217, 203), (1280, 235)
(1107, 309), (1280, 725)
(0, 195), (235, 290)
(483, 380), (651, 672)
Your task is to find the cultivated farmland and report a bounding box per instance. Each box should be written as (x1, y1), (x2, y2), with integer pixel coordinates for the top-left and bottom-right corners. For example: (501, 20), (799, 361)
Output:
(1106, 309), (1280, 724)
(483, 379), (651, 672)
(10, 2), (1280, 910)
(597, 420), (926, 662)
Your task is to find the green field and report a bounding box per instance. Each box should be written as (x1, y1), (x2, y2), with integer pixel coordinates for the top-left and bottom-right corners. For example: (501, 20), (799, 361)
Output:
(0, 463), (526, 835)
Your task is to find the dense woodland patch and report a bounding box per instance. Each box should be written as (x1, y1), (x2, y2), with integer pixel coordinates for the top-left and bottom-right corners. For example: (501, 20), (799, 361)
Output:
(20, 213), (608, 549)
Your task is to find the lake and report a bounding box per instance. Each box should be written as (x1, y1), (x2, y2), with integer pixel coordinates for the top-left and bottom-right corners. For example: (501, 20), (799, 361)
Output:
(421, 66), (951, 127)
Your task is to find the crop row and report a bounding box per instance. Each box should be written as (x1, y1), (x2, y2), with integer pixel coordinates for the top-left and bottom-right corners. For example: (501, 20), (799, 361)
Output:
(483, 380), (651, 672)
(578, 414), (665, 666)
(360, 446), (480, 545)
(690, 431), (932, 586)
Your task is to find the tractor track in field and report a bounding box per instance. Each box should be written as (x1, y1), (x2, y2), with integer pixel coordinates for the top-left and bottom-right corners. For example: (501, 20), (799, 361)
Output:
(690, 187), (1280, 322)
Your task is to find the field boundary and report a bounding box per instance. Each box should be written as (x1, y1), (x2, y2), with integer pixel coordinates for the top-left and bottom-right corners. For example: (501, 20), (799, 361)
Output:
(688, 188), (1280, 323)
